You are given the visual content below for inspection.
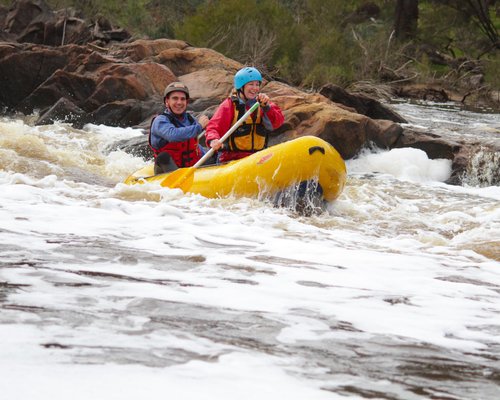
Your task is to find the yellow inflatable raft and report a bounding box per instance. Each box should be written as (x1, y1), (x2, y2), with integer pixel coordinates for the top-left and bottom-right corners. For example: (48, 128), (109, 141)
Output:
(124, 136), (347, 202)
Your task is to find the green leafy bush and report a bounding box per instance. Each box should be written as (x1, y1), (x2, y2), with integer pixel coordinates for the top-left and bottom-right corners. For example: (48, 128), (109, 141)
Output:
(1, 0), (497, 93)
(176, 0), (298, 73)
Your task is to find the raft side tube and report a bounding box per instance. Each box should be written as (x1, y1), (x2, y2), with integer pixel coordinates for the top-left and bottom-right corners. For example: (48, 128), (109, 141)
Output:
(123, 136), (347, 201)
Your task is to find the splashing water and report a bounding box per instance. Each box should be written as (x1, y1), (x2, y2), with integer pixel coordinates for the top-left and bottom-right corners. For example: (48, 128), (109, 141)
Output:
(1, 106), (499, 400)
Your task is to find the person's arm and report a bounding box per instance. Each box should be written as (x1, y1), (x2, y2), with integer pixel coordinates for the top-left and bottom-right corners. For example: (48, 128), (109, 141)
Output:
(261, 102), (284, 131)
(151, 114), (203, 143)
(204, 98), (234, 147)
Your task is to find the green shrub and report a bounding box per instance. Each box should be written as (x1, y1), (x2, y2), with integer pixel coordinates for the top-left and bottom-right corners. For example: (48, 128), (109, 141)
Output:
(1, 0), (497, 91)
(176, 0), (298, 71)
(483, 53), (500, 88)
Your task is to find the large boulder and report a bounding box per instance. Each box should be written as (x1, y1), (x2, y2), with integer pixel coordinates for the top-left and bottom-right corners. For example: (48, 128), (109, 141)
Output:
(179, 68), (234, 103)
(16, 68), (96, 114)
(0, 35), (241, 127)
(154, 46), (242, 77)
(79, 62), (175, 110)
(89, 98), (162, 128)
(319, 83), (407, 123)
(2, 0), (130, 45)
(0, 41), (176, 125)
(112, 38), (189, 62)
(264, 82), (367, 159)
(393, 129), (461, 160)
(35, 96), (86, 125)
(395, 84), (450, 102)
(3, 0), (52, 37)
(264, 81), (403, 159)
(0, 44), (71, 110)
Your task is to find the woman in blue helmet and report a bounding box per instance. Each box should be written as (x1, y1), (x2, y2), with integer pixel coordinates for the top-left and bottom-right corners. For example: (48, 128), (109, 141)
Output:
(205, 67), (284, 163)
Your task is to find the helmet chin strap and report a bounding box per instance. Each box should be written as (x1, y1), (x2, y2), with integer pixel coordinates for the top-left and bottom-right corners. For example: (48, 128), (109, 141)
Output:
(237, 89), (247, 101)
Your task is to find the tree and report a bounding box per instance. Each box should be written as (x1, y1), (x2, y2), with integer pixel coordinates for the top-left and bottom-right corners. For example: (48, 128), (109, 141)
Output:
(176, 0), (297, 72)
(456, 0), (498, 48)
(394, 0), (419, 40)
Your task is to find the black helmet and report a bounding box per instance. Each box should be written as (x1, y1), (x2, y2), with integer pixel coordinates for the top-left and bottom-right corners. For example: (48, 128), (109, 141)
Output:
(163, 82), (190, 99)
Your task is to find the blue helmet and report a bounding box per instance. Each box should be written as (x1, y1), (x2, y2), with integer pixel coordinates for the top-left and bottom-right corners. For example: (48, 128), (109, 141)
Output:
(234, 67), (262, 90)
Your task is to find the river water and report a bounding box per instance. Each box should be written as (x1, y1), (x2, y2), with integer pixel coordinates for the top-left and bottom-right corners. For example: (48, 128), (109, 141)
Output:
(1, 102), (499, 400)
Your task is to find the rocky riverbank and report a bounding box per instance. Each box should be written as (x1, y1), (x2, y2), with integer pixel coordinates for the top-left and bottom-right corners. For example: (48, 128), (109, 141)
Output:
(1, 0), (498, 185)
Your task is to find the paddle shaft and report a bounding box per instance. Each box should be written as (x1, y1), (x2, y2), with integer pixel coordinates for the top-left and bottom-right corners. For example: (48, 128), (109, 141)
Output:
(194, 101), (260, 168)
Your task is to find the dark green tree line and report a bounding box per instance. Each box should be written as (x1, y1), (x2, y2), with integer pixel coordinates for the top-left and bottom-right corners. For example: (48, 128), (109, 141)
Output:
(1, 0), (498, 91)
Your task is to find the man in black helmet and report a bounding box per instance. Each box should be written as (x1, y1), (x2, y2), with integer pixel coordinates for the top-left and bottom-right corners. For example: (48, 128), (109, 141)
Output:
(149, 82), (209, 175)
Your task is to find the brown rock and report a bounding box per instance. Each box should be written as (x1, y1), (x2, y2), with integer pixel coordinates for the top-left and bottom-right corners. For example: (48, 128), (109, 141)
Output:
(3, 0), (130, 46)
(43, 15), (90, 46)
(370, 119), (404, 148)
(112, 38), (189, 62)
(393, 128), (461, 160)
(89, 99), (162, 128)
(35, 97), (86, 126)
(0, 5), (8, 28)
(112, 134), (152, 160)
(447, 146), (470, 185)
(179, 68), (234, 102)
(320, 83), (407, 123)
(0, 45), (68, 109)
(0, 42), (21, 59)
(81, 62), (176, 111)
(154, 46), (241, 77)
(17, 69), (96, 114)
(396, 84), (450, 102)
(4, 0), (52, 36)
(264, 81), (369, 159)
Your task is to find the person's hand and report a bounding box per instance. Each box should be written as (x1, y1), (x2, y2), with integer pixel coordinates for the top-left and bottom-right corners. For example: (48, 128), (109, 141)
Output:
(209, 139), (224, 151)
(198, 115), (209, 129)
(256, 93), (269, 107)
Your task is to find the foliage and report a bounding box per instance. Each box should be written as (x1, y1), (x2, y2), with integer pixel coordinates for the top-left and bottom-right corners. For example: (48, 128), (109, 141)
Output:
(285, 0), (364, 87)
(483, 53), (500, 88)
(0, 0), (200, 37)
(420, 2), (484, 59)
(1, 0), (498, 92)
(175, 0), (298, 74)
(141, 0), (203, 39)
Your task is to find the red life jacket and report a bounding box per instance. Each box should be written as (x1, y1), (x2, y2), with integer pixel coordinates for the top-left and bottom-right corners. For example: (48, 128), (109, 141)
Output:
(148, 111), (201, 168)
(227, 96), (270, 152)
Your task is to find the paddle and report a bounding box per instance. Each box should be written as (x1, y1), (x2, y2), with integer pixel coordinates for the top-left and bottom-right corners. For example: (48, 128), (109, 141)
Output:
(160, 101), (260, 191)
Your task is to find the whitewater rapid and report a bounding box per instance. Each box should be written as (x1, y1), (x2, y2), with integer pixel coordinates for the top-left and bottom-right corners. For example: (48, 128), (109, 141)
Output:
(0, 104), (499, 399)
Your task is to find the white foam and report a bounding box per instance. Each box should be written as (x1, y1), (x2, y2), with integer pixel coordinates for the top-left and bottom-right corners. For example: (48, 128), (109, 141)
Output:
(347, 147), (452, 182)
(1, 115), (499, 399)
